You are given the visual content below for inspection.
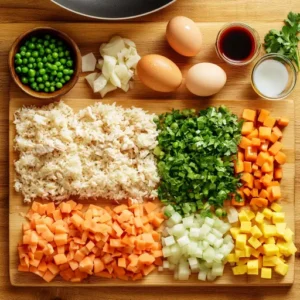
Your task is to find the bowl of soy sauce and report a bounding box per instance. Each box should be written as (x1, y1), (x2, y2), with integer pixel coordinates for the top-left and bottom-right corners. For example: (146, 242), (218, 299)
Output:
(215, 22), (261, 66)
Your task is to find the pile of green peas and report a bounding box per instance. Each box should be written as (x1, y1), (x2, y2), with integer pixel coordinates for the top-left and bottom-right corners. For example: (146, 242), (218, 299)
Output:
(14, 34), (75, 93)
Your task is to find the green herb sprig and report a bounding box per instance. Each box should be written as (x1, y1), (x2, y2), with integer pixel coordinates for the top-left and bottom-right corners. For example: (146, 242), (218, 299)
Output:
(264, 12), (300, 71)
(154, 106), (243, 216)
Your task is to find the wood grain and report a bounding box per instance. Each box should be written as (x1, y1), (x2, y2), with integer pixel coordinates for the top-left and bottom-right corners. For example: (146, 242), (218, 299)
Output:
(0, 0), (299, 299)
(9, 94), (295, 287)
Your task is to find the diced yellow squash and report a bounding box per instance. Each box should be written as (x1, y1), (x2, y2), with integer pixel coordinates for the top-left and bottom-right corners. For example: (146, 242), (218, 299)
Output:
(236, 234), (247, 249)
(237, 258), (249, 266)
(262, 224), (277, 238)
(248, 236), (262, 249)
(272, 212), (285, 224)
(240, 221), (252, 233)
(261, 267), (272, 279)
(247, 259), (259, 270)
(232, 265), (247, 275)
(247, 268), (259, 275)
(283, 228), (294, 243)
(227, 253), (237, 263)
(274, 263), (289, 276)
(263, 256), (280, 267)
(276, 223), (286, 237)
(250, 248), (260, 258)
(266, 237), (276, 244)
(238, 210), (250, 222)
(235, 249), (245, 259)
(251, 225), (263, 238)
(286, 242), (297, 256)
(262, 208), (273, 219)
(259, 236), (267, 244)
(277, 240), (289, 256)
(270, 202), (282, 212)
(245, 210), (256, 220)
(255, 212), (265, 224)
(244, 245), (252, 258)
(263, 244), (279, 256)
(230, 227), (240, 239)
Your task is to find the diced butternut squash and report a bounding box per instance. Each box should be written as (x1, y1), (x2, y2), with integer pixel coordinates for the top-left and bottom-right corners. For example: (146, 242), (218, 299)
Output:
(239, 137), (252, 149)
(269, 141), (282, 156)
(259, 127), (271, 140)
(277, 117), (289, 127)
(258, 109), (270, 123)
(245, 147), (257, 162)
(263, 116), (276, 128)
(242, 122), (254, 135)
(242, 109), (256, 122)
(275, 151), (286, 165)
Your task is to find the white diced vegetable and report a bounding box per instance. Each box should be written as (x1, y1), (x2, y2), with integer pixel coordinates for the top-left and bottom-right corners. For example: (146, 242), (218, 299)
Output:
(198, 270), (207, 281)
(82, 53), (97, 72)
(85, 72), (98, 88)
(177, 235), (190, 247)
(164, 236), (176, 247)
(163, 260), (170, 269)
(172, 224), (186, 237)
(189, 227), (201, 238)
(169, 212), (182, 226)
(99, 82), (117, 98)
(162, 246), (172, 258)
(93, 74), (107, 93)
(183, 215), (194, 228)
(204, 217), (215, 227)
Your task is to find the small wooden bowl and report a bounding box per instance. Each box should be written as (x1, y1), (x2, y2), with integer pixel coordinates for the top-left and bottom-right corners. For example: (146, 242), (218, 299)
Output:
(9, 27), (81, 99)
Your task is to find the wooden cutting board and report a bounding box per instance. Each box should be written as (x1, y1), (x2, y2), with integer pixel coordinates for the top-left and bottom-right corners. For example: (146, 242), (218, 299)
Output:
(9, 22), (295, 286)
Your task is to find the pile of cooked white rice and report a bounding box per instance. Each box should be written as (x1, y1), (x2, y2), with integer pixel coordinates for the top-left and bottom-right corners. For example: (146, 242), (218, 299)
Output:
(14, 101), (159, 203)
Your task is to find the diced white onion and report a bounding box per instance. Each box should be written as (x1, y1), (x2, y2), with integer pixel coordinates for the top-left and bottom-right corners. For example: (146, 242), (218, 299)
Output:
(82, 53), (97, 72)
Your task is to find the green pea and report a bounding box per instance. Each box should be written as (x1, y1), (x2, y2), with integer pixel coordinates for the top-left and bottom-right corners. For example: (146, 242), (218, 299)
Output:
(44, 40), (49, 47)
(31, 37), (37, 42)
(42, 57), (48, 63)
(53, 48), (58, 53)
(45, 34), (51, 40)
(15, 58), (23, 65)
(36, 44), (42, 50)
(37, 38), (43, 44)
(51, 65), (58, 71)
(50, 86), (55, 92)
(25, 52), (31, 58)
(20, 46), (27, 52)
(60, 79), (66, 84)
(59, 52), (65, 57)
(51, 82), (56, 86)
(65, 75), (71, 81)
(62, 69), (69, 75)
(28, 77), (35, 83)
(39, 83), (45, 89)
(32, 51), (39, 58)
(21, 76), (28, 84)
(47, 54), (53, 61)
(58, 66), (64, 71)
(28, 69), (36, 77)
(30, 82), (37, 89)
(66, 60), (73, 67)
(37, 62), (43, 69)
(56, 82), (63, 89)
(21, 67), (28, 73)
(49, 44), (55, 50)
(33, 63), (37, 68)
(20, 51), (26, 57)
(27, 63), (33, 69)
(65, 50), (70, 56)
(60, 58), (66, 65)
(22, 58), (28, 64)
(28, 43), (35, 50)
(45, 48), (52, 54)
(39, 49), (45, 56)
(42, 74), (49, 81)
(39, 68), (46, 75)
(15, 53), (21, 59)
(15, 66), (22, 73)
(52, 52), (58, 59)
(50, 38), (56, 44)
(68, 70), (74, 75)
(29, 57), (35, 63)
(36, 57), (42, 63)
(36, 77), (43, 83)
(44, 87), (49, 93)
(51, 70), (57, 76)
(45, 81), (51, 87)
(57, 72), (63, 78)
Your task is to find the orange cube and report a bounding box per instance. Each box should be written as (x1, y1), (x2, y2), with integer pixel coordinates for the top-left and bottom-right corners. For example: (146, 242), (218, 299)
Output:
(245, 146), (257, 162)
(242, 109), (256, 122)
(263, 116), (276, 128)
(244, 161), (252, 173)
(252, 138), (261, 147)
(240, 137), (252, 149)
(242, 122), (254, 135)
(277, 117), (289, 127)
(258, 109), (270, 123)
(274, 151), (286, 165)
(259, 127), (271, 140)
(269, 141), (283, 156)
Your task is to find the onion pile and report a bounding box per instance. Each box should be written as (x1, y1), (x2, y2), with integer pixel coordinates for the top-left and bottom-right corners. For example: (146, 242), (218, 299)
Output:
(159, 206), (234, 281)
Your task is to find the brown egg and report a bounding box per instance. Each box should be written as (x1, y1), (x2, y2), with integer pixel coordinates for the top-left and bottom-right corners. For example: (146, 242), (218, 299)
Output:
(166, 16), (202, 57)
(186, 63), (227, 96)
(137, 54), (182, 92)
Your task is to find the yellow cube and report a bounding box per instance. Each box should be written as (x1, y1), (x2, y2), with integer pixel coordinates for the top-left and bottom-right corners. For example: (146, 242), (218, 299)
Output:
(263, 244), (279, 256)
(262, 208), (273, 219)
(274, 263), (289, 276)
(251, 248), (260, 258)
(259, 236), (267, 244)
(247, 259), (259, 270)
(232, 265), (247, 275)
(240, 221), (252, 233)
(236, 234), (247, 249)
(266, 237), (276, 244)
(237, 258), (249, 266)
(262, 224), (277, 238)
(227, 253), (237, 263)
(261, 267), (272, 279)
(244, 245), (252, 257)
(235, 249), (245, 259)
(238, 210), (250, 222)
(272, 212), (285, 224)
(286, 242), (297, 256)
(276, 223), (286, 237)
(245, 210), (256, 220)
(251, 225), (263, 238)
(277, 240), (289, 256)
(230, 227), (240, 239)
(248, 236), (262, 249)
(270, 202), (282, 212)
(283, 228), (294, 243)
(263, 256), (280, 267)
(255, 212), (265, 224)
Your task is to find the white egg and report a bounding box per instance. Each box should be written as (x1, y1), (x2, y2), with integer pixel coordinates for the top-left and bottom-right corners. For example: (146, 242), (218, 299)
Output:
(186, 63), (227, 96)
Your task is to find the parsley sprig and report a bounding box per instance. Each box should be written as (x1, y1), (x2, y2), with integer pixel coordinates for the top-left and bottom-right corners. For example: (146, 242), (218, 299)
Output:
(264, 12), (300, 71)
(154, 106), (243, 216)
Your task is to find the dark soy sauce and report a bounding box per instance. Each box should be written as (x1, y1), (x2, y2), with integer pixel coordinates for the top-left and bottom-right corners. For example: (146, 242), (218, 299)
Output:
(218, 26), (255, 61)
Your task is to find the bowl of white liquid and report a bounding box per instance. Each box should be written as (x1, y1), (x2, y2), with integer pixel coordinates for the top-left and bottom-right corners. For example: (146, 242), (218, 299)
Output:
(251, 53), (297, 100)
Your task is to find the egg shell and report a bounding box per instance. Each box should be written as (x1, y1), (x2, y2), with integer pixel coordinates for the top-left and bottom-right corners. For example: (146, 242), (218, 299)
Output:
(186, 63), (227, 96)
(166, 16), (202, 57)
(137, 54), (182, 92)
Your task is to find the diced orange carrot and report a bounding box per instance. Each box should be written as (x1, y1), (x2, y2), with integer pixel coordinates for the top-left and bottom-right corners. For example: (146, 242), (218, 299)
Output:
(252, 188), (259, 197)
(253, 170), (262, 178)
(277, 117), (289, 127)
(252, 138), (261, 147)
(261, 162), (273, 173)
(256, 152), (270, 167)
(143, 202), (158, 214)
(94, 271), (113, 279)
(270, 186), (281, 201)
(142, 264), (156, 276)
(258, 109), (270, 123)
(243, 161), (252, 174)
(263, 116), (276, 128)
(54, 233), (68, 246)
(275, 151), (286, 165)
(270, 132), (279, 143)
(269, 141), (283, 156)
(254, 179), (262, 190)
(242, 109), (256, 121)
(113, 204), (128, 214)
(241, 173), (254, 189)
(53, 254), (68, 265)
(250, 198), (268, 207)
(231, 190), (245, 206)
(274, 168), (283, 179)
(243, 188), (251, 197)
(94, 258), (105, 273)
(247, 129), (258, 139)
(60, 203), (71, 214)
(79, 256), (93, 274)
(245, 146), (257, 162)
(239, 137), (252, 149)
(261, 174), (273, 187)
(259, 127), (271, 140)
(252, 163), (259, 171)
(238, 151), (244, 161)
(43, 270), (56, 282)
(242, 122), (254, 135)
(52, 210), (62, 221)
(259, 189), (269, 199)
(234, 160), (244, 173)
(272, 126), (283, 139)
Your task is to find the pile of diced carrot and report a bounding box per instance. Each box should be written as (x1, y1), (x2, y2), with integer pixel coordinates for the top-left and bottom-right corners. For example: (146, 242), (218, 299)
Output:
(18, 200), (165, 282)
(233, 108), (289, 208)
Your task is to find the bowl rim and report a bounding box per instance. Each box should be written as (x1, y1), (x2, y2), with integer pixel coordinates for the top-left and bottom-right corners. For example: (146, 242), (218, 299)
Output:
(9, 26), (81, 99)
(251, 53), (298, 101)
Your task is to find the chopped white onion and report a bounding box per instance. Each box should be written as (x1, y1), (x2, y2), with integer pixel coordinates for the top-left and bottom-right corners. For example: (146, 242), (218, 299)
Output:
(82, 53), (97, 72)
